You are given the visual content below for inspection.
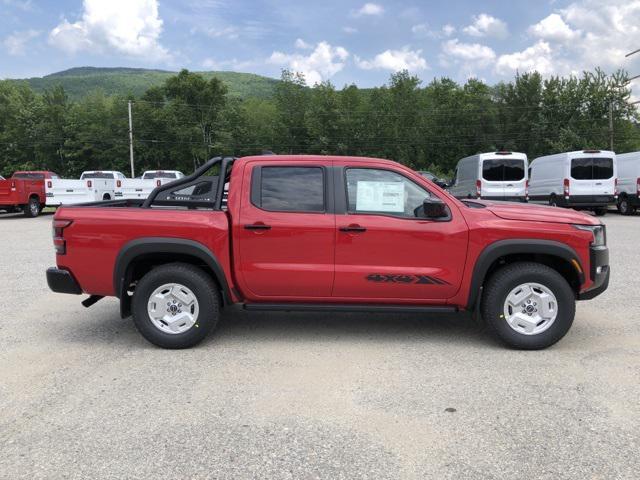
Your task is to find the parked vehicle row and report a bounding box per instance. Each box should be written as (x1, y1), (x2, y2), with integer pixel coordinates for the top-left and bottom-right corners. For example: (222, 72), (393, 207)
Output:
(447, 149), (639, 216)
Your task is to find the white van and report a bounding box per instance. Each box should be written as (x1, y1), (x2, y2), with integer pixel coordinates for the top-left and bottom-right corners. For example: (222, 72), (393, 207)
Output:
(114, 170), (184, 200)
(448, 152), (528, 201)
(528, 150), (617, 216)
(46, 171), (126, 206)
(615, 152), (640, 215)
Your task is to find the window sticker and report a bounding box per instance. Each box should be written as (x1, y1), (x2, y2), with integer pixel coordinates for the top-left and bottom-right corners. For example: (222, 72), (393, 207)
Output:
(356, 181), (405, 212)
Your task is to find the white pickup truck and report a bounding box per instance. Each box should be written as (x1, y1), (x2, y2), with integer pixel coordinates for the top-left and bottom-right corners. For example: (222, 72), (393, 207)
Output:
(46, 171), (127, 206)
(114, 170), (184, 200)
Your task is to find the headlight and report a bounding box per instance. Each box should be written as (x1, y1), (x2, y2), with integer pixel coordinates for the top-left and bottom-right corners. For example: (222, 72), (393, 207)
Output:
(573, 224), (606, 246)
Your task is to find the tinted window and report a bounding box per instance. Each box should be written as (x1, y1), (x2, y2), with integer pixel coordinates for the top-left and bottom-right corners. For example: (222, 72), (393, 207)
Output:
(143, 171), (177, 179)
(571, 158), (613, 180)
(482, 159), (525, 181)
(346, 168), (432, 218)
(82, 172), (115, 179)
(259, 167), (324, 212)
(13, 173), (45, 180)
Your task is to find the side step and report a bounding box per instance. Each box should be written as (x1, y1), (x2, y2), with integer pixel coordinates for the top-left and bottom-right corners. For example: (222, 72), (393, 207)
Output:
(242, 303), (458, 314)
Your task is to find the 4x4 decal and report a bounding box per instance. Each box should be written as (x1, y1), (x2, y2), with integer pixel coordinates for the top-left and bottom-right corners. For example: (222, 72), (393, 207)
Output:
(366, 273), (450, 285)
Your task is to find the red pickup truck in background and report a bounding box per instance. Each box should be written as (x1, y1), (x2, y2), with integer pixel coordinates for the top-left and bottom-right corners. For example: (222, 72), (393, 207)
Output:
(0, 171), (59, 217)
(46, 155), (609, 350)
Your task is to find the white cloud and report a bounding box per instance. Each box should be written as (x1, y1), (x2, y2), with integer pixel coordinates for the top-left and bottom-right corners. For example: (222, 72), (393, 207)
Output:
(463, 13), (508, 39)
(343, 26), (358, 34)
(496, 0), (640, 78)
(529, 13), (579, 43)
(268, 41), (349, 85)
(496, 41), (554, 75)
(294, 38), (312, 49)
(3, 29), (40, 55)
(48, 0), (169, 61)
(355, 47), (428, 71)
(353, 3), (384, 17)
(442, 24), (456, 37)
(441, 39), (496, 69)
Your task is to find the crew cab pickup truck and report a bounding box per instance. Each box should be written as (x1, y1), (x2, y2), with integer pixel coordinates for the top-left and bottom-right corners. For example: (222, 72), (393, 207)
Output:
(115, 170), (184, 200)
(46, 155), (610, 350)
(46, 171), (126, 206)
(0, 171), (59, 217)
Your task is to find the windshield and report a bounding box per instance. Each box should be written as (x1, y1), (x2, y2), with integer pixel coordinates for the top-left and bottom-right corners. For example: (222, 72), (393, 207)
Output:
(571, 158), (613, 180)
(482, 159), (525, 181)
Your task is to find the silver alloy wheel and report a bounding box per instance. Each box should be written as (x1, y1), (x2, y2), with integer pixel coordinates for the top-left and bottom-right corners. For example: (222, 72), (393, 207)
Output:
(147, 283), (199, 334)
(503, 282), (558, 335)
(30, 201), (39, 216)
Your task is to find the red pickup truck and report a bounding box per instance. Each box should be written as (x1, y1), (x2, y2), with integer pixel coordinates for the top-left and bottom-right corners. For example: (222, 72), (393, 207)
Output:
(0, 171), (59, 217)
(46, 155), (609, 350)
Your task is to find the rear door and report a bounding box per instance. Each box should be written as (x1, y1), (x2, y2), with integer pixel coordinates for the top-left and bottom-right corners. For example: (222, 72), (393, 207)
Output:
(592, 157), (615, 196)
(236, 161), (335, 298)
(332, 163), (468, 301)
(570, 157), (615, 197)
(481, 159), (505, 198)
(502, 158), (527, 198)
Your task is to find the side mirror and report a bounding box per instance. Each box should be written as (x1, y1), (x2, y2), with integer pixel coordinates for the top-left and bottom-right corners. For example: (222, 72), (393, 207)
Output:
(423, 197), (449, 219)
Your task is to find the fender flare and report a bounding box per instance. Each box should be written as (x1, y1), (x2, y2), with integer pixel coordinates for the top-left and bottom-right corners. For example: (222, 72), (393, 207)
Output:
(466, 239), (584, 310)
(113, 237), (233, 311)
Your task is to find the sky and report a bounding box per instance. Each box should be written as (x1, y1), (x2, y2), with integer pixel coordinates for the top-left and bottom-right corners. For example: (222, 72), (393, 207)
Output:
(1, 0), (639, 94)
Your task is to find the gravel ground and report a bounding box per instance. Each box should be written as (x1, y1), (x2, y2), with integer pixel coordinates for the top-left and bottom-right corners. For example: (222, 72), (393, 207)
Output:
(0, 210), (638, 479)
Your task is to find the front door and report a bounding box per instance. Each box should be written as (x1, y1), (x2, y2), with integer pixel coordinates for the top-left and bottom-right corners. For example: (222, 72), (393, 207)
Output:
(333, 165), (468, 301)
(237, 162), (335, 299)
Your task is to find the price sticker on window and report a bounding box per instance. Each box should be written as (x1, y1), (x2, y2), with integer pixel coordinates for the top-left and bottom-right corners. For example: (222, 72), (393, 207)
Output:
(356, 181), (405, 212)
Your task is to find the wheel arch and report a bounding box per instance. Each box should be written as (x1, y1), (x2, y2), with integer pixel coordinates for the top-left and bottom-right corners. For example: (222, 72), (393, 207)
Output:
(466, 239), (585, 310)
(114, 237), (232, 318)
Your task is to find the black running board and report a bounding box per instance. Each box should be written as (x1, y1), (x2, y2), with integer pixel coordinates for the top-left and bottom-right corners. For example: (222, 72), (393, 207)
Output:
(242, 303), (457, 314)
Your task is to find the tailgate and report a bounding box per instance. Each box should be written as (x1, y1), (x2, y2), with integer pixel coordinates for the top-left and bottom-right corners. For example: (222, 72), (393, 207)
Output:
(47, 180), (93, 205)
(0, 179), (20, 204)
(116, 179), (159, 199)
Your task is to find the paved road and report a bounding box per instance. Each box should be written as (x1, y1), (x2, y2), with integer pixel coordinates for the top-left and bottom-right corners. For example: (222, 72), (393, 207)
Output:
(1, 211), (638, 479)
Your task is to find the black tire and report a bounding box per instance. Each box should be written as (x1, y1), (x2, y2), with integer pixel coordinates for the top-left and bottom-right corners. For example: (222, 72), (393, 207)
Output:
(548, 194), (558, 207)
(24, 197), (40, 218)
(481, 262), (576, 350)
(593, 207), (607, 216)
(132, 263), (220, 349)
(617, 196), (635, 216)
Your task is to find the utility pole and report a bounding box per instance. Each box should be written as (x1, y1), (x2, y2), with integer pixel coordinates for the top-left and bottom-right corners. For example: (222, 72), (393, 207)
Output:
(628, 49), (640, 106)
(609, 101), (614, 151)
(128, 100), (135, 178)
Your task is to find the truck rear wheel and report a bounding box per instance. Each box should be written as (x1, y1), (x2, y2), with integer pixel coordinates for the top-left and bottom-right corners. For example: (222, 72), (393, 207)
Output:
(593, 207), (607, 216)
(24, 197), (40, 218)
(132, 263), (220, 349)
(481, 262), (575, 350)
(617, 196), (636, 216)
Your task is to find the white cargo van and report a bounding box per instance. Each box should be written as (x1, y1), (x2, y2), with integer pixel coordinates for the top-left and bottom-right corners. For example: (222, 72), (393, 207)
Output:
(615, 152), (640, 215)
(448, 152), (528, 201)
(528, 150), (617, 216)
(114, 170), (184, 200)
(46, 171), (126, 206)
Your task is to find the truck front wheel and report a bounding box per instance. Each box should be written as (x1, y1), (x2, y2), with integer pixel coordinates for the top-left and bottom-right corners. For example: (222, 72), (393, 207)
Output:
(132, 263), (220, 349)
(481, 262), (575, 350)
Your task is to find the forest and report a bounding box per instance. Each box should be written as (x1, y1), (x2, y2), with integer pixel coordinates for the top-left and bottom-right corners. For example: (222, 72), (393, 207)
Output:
(0, 68), (638, 178)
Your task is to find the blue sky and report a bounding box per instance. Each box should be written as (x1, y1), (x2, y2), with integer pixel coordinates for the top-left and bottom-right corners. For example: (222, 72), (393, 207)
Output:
(1, 0), (639, 92)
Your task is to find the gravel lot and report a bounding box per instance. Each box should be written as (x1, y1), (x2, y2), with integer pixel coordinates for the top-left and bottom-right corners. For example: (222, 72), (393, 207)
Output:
(1, 210), (638, 479)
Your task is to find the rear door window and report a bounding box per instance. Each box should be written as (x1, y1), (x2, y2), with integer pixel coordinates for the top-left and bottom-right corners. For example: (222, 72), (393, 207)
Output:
(571, 158), (613, 180)
(254, 166), (325, 212)
(482, 159), (525, 181)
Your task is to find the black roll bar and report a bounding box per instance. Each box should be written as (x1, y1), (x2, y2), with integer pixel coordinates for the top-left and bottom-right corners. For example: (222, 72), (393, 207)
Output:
(142, 156), (235, 209)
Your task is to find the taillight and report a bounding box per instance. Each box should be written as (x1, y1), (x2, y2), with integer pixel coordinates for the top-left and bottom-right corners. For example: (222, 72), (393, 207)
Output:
(47, 180), (52, 188)
(87, 180), (92, 188)
(116, 180), (121, 188)
(476, 180), (482, 198)
(52, 219), (72, 255)
(10, 181), (16, 191)
(156, 179), (161, 187)
(563, 178), (570, 196)
(637, 178), (640, 196)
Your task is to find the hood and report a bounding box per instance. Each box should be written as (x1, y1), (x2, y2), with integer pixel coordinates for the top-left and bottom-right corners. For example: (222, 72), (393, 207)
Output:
(469, 200), (600, 225)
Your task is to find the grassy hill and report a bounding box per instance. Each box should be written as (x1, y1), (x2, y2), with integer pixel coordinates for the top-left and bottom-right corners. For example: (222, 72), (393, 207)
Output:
(18, 67), (279, 99)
